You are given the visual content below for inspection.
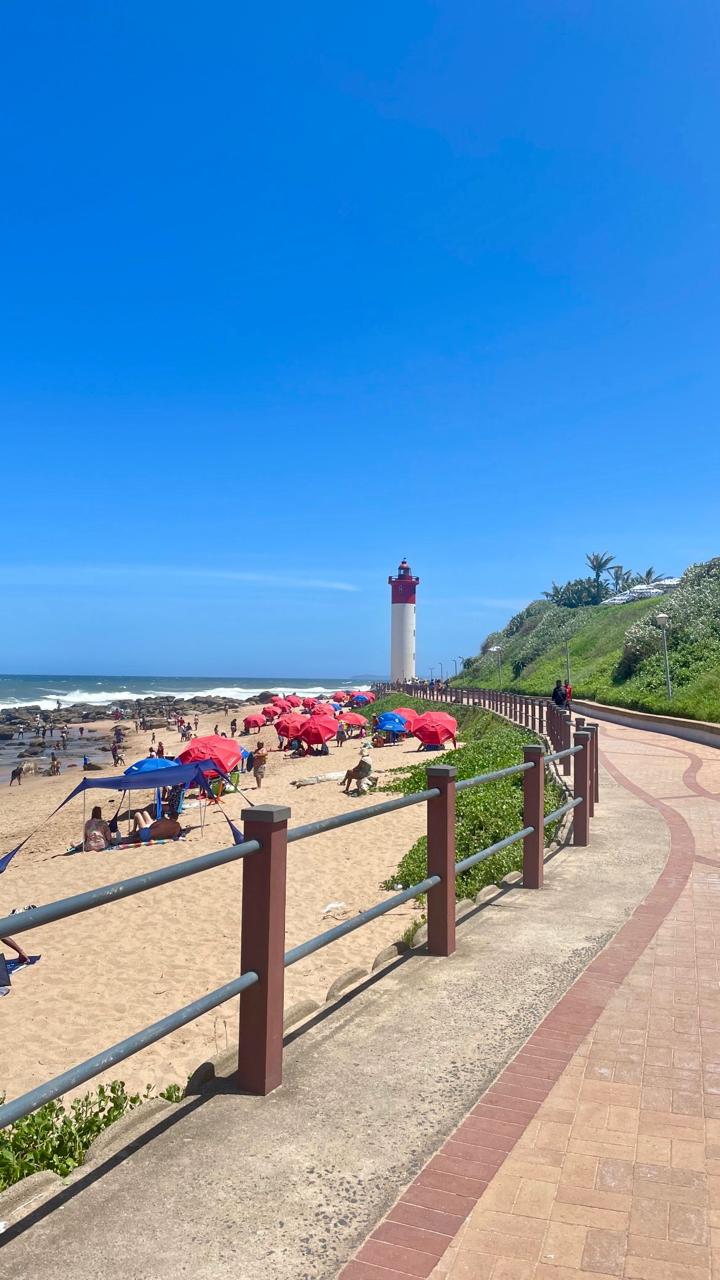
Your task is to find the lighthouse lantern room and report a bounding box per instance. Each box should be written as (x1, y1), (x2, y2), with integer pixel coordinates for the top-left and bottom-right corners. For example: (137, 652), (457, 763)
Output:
(388, 558), (420, 682)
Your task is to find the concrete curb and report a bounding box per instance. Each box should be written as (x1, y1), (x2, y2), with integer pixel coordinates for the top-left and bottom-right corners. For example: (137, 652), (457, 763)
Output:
(0, 1096), (176, 1222)
(572, 698), (720, 749)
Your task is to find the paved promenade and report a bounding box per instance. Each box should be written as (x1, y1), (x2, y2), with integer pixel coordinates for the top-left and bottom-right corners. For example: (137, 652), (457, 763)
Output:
(339, 719), (720, 1280)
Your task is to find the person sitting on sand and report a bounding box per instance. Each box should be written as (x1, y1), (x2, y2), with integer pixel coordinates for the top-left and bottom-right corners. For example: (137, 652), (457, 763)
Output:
(84, 805), (114, 851)
(130, 810), (182, 843)
(340, 747), (373, 796)
(1, 932), (29, 964)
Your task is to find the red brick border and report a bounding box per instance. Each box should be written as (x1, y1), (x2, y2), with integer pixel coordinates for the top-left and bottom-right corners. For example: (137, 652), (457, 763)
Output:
(337, 747), (698, 1279)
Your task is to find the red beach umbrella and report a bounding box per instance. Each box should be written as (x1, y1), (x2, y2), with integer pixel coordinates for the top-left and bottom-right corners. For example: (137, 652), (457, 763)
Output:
(299, 719), (336, 745)
(341, 712), (367, 727)
(285, 695), (302, 707)
(302, 697), (316, 709)
(178, 735), (243, 772)
(275, 714), (305, 739)
(311, 704), (337, 718)
(262, 704), (280, 719)
(412, 722), (455, 747)
(415, 711), (457, 731)
(243, 713), (266, 731)
(273, 698), (292, 712)
(332, 691), (349, 702)
(412, 712), (457, 747)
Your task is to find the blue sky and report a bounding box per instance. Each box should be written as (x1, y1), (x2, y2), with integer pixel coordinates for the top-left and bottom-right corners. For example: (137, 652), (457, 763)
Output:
(2, 2), (718, 677)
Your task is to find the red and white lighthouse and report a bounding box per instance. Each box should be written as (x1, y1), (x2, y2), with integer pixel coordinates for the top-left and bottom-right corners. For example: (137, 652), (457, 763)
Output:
(388, 558), (420, 682)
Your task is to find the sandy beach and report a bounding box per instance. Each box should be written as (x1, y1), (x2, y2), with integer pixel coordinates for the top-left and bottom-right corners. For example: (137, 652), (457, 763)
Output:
(0, 702), (428, 1103)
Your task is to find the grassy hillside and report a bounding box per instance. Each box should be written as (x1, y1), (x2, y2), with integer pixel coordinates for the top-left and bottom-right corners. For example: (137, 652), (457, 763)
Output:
(455, 559), (720, 722)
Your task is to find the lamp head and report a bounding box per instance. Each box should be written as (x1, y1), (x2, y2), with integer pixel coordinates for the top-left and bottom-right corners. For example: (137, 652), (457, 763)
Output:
(656, 612), (669, 629)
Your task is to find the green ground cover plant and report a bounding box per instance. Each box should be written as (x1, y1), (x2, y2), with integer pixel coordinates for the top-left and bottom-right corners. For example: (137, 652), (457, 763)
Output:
(361, 695), (563, 900)
(0, 1080), (182, 1192)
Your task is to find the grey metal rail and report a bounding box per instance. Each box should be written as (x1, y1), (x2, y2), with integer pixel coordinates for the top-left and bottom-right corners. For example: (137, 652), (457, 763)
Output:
(454, 826), (534, 874)
(284, 876), (440, 967)
(455, 761), (534, 792)
(544, 746), (582, 764)
(0, 970), (259, 1130)
(543, 797), (582, 826)
(0, 838), (262, 939)
(287, 788), (440, 844)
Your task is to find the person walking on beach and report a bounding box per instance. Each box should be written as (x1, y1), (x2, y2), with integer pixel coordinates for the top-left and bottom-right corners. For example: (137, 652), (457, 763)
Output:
(230, 717), (237, 738)
(253, 741), (268, 789)
(336, 722), (347, 748)
(193, 714), (199, 732)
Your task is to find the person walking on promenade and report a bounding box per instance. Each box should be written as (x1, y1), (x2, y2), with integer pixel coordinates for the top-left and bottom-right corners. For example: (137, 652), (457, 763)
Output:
(551, 679), (567, 707)
(563, 679), (572, 708)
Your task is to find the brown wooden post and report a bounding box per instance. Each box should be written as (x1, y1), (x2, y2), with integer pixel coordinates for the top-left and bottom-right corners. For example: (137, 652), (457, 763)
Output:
(587, 723), (599, 807)
(537, 699), (545, 735)
(426, 765), (457, 956)
(523, 744), (545, 889)
(563, 711), (572, 775)
(237, 803), (290, 1095)
(573, 731), (591, 846)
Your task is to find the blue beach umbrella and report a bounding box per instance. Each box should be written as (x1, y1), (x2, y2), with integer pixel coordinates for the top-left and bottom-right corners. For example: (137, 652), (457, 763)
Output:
(124, 756), (180, 774)
(376, 712), (409, 734)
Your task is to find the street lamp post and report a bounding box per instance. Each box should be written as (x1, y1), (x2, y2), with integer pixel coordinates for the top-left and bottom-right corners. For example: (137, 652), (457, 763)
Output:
(438, 661), (444, 681)
(656, 612), (673, 700)
(455, 655), (463, 678)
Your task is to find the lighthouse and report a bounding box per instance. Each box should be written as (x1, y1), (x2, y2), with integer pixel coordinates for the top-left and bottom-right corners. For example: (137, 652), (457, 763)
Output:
(388, 558), (420, 682)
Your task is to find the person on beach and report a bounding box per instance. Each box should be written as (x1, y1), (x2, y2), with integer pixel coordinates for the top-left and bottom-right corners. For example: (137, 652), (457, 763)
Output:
(79, 725), (84, 738)
(230, 718), (237, 737)
(336, 723), (347, 747)
(193, 715), (199, 731)
(340, 747), (373, 796)
(50, 753), (60, 776)
(563, 679), (572, 707)
(1, 932), (29, 964)
(551, 680), (567, 708)
(130, 810), (182, 843)
(253, 741), (268, 789)
(84, 805), (114, 851)
(156, 740), (165, 758)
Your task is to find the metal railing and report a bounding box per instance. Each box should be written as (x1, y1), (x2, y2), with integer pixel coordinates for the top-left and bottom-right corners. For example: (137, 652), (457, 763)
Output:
(0, 706), (598, 1126)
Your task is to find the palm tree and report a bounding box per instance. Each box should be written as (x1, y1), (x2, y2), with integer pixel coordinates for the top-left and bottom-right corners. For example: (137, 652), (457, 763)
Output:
(635, 566), (664, 585)
(585, 551), (616, 603)
(609, 565), (635, 594)
(585, 551), (616, 584)
(542, 581), (563, 602)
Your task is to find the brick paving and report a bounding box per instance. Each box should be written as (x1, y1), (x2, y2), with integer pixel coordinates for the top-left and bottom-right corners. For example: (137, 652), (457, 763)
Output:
(337, 722), (720, 1280)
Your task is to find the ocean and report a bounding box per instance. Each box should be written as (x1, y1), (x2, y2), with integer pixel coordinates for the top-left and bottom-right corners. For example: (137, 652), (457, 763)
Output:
(0, 675), (372, 712)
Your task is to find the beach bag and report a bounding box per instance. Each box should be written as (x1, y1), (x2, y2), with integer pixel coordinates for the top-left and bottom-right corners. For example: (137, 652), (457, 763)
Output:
(245, 752), (254, 773)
